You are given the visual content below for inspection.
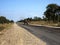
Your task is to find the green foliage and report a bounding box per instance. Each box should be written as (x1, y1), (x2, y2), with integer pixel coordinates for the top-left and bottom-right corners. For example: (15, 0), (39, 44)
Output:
(18, 16), (42, 23)
(0, 16), (14, 24)
(10, 20), (14, 23)
(44, 4), (60, 22)
(33, 16), (42, 21)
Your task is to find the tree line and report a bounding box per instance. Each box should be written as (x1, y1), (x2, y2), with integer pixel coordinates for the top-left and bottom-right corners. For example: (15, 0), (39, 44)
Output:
(18, 16), (42, 22)
(18, 4), (60, 23)
(44, 4), (60, 23)
(0, 16), (14, 24)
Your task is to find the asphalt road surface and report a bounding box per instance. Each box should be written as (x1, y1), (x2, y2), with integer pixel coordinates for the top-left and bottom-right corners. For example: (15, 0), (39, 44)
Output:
(18, 24), (60, 45)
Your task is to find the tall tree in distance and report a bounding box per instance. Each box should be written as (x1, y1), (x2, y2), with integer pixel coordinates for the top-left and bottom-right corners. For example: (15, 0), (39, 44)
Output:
(44, 4), (59, 22)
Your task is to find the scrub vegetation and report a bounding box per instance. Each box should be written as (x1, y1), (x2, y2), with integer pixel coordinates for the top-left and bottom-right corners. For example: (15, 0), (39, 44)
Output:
(18, 4), (60, 27)
(0, 16), (14, 31)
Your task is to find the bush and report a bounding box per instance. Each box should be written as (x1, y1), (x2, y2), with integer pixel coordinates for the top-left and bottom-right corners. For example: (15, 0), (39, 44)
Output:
(0, 16), (14, 24)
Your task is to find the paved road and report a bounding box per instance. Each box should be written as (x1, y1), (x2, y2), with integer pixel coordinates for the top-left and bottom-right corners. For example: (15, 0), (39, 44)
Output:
(0, 23), (47, 45)
(18, 24), (60, 45)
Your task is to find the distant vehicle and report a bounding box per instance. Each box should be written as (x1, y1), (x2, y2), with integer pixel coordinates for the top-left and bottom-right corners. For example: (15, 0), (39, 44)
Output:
(23, 20), (28, 25)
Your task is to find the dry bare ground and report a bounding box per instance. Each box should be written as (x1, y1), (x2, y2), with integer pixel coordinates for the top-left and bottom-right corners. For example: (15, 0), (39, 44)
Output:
(0, 23), (46, 45)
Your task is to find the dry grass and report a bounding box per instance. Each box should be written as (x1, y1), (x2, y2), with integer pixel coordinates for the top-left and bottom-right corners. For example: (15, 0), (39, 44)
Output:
(29, 21), (59, 27)
(0, 23), (12, 31)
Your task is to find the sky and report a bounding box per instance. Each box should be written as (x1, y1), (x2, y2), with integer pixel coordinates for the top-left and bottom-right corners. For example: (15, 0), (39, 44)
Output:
(0, 0), (60, 22)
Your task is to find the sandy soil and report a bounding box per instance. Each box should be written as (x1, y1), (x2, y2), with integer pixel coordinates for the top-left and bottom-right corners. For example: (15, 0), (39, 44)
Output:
(0, 23), (46, 45)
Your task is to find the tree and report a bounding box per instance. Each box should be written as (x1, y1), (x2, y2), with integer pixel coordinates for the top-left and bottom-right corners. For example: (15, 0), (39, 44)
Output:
(43, 16), (48, 21)
(0, 16), (14, 24)
(55, 6), (60, 22)
(44, 4), (59, 22)
(10, 20), (14, 23)
(0, 16), (7, 24)
(33, 16), (42, 21)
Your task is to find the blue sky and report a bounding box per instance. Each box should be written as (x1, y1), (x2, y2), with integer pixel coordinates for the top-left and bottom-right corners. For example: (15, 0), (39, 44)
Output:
(0, 0), (60, 21)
